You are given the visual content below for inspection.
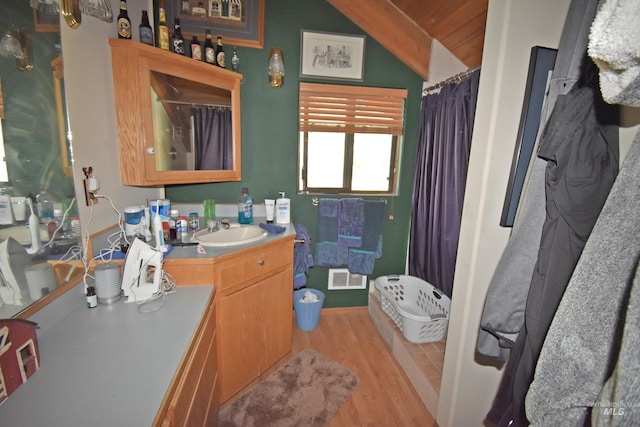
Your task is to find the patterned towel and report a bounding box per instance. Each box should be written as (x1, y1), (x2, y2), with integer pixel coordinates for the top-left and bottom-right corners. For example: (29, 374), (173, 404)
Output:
(338, 198), (365, 247)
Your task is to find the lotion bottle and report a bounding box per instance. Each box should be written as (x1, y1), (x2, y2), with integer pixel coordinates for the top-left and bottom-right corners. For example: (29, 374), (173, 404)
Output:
(275, 192), (290, 224)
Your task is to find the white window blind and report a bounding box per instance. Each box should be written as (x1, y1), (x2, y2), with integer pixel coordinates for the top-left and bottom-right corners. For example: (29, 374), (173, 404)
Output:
(299, 82), (407, 135)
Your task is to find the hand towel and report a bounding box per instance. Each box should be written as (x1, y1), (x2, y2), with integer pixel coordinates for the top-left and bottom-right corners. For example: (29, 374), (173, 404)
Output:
(338, 198), (365, 247)
(293, 223), (314, 289)
(317, 198), (338, 243)
(259, 223), (286, 234)
(347, 200), (386, 275)
(316, 242), (348, 267)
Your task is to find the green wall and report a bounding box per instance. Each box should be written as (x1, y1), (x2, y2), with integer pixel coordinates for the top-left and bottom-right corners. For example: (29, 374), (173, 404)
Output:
(166, 0), (424, 307)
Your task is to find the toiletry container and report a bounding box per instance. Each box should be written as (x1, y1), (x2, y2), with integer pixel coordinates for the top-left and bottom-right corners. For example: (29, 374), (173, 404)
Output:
(151, 199), (171, 220)
(36, 191), (54, 223)
(275, 192), (290, 224)
(237, 187), (253, 224)
(0, 194), (14, 225)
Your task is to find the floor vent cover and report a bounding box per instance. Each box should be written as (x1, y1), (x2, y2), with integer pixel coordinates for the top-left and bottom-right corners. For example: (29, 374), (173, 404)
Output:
(328, 269), (368, 290)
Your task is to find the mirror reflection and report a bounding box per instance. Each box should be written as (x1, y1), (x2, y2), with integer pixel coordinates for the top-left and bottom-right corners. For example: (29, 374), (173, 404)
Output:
(150, 71), (233, 171)
(0, 0), (79, 318)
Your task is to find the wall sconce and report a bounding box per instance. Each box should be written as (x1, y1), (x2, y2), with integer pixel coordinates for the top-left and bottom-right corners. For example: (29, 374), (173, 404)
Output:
(268, 46), (285, 89)
(0, 29), (33, 72)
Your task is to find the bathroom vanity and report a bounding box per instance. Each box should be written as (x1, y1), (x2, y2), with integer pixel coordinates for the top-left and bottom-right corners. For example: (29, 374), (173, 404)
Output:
(163, 225), (295, 403)
(0, 223), (295, 425)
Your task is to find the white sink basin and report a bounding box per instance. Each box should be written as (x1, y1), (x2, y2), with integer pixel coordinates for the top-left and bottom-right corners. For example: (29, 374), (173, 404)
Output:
(192, 224), (268, 247)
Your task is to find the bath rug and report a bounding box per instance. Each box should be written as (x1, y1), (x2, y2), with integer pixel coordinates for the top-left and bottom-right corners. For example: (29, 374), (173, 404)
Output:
(217, 349), (359, 427)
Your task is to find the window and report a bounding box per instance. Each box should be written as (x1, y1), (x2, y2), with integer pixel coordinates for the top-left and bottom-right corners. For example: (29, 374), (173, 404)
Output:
(298, 82), (407, 195)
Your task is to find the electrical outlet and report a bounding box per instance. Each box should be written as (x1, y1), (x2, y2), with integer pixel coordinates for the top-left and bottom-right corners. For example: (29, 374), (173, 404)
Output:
(82, 166), (98, 206)
(84, 179), (97, 206)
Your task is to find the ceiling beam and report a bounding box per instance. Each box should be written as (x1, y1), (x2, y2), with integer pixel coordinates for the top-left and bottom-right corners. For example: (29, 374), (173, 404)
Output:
(327, 0), (431, 80)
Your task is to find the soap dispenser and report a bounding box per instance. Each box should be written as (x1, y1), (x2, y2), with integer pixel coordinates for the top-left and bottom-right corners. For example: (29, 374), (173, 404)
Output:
(275, 192), (290, 224)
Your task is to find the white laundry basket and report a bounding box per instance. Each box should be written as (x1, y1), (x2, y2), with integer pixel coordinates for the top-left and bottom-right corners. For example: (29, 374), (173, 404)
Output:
(374, 275), (450, 343)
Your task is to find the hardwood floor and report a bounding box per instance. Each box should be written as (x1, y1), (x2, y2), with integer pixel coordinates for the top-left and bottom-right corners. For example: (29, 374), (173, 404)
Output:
(222, 307), (437, 426)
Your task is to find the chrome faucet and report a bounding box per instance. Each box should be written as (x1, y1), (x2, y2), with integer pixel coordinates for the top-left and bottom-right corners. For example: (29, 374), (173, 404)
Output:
(208, 218), (231, 232)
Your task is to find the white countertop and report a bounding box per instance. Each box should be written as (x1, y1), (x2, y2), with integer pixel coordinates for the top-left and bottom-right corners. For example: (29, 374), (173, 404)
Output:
(0, 284), (213, 427)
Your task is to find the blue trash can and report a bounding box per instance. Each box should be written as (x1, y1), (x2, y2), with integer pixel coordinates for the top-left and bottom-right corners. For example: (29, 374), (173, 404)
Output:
(293, 288), (325, 331)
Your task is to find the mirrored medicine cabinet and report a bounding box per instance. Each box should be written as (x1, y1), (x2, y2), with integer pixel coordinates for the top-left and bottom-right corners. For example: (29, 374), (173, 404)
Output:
(109, 39), (242, 186)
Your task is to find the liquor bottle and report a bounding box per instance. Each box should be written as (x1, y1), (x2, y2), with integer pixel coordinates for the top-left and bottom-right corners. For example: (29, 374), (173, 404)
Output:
(171, 18), (185, 55)
(139, 10), (154, 46)
(214, 36), (225, 68)
(157, 2), (170, 51)
(204, 29), (215, 65)
(117, 0), (131, 39)
(190, 35), (202, 61)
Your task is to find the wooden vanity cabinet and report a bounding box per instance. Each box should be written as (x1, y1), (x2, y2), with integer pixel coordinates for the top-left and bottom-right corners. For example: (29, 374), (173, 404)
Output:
(161, 236), (295, 405)
(154, 291), (219, 427)
(214, 236), (295, 402)
(109, 39), (243, 186)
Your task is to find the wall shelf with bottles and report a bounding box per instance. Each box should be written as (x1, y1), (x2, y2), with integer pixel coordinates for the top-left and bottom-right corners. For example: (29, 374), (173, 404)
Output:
(109, 39), (243, 186)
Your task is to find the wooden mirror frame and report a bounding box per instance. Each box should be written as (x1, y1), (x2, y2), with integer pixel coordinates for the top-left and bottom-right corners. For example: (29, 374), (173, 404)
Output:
(51, 55), (73, 178)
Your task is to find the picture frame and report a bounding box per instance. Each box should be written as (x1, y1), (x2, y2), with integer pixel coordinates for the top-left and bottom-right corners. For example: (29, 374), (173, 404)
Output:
(500, 46), (557, 227)
(33, 9), (60, 33)
(300, 30), (366, 81)
(164, 0), (264, 49)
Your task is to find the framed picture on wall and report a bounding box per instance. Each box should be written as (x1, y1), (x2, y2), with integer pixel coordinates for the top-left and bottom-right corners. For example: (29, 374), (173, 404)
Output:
(500, 46), (557, 227)
(33, 8), (60, 32)
(164, 0), (264, 49)
(300, 30), (366, 81)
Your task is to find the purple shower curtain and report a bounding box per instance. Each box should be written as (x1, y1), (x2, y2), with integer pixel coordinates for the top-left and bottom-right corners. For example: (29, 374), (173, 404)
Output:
(192, 107), (233, 170)
(409, 70), (480, 298)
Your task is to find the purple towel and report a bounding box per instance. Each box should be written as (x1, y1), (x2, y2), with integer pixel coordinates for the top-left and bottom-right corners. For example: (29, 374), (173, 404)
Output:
(315, 242), (349, 267)
(317, 198), (339, 243)
(293, 223), (314, 289)
(338, 198), (364, 247)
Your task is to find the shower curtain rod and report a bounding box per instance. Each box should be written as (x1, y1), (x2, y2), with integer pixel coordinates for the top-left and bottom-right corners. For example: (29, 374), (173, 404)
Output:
(422, 66), (481, 95)
(156, 98), (231, 108)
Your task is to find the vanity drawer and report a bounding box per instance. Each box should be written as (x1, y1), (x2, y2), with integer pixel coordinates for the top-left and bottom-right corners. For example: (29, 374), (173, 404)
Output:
(214, 238), (294, 292)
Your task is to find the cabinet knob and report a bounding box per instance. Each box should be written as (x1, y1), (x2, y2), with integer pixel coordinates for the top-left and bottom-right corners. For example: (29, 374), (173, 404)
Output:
(146, 147), (155, 155)
(257, 259), (265, 266)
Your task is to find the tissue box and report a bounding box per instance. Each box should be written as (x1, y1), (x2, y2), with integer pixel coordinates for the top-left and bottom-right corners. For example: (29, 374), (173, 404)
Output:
(0, 319), (40, 406)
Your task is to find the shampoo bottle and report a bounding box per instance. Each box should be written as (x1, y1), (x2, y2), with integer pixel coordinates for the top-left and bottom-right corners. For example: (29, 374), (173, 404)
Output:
(275, 192), (290, 224)
(237, 187), (253, 224)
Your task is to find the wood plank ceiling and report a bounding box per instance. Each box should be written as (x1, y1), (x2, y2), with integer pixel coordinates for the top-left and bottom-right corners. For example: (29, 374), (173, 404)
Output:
(327, 0), (488, 81)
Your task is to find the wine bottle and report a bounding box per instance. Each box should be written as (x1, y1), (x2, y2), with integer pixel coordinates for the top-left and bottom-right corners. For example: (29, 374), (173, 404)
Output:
(171, 18), (185, 55)
(117, 0), (131, 39)
(139, 10), (154, 46)
(204, 29), (215, 65)
(190, 35), (202, 61)
(214, 35), (225, 68)
(158, 2), (170, 51)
